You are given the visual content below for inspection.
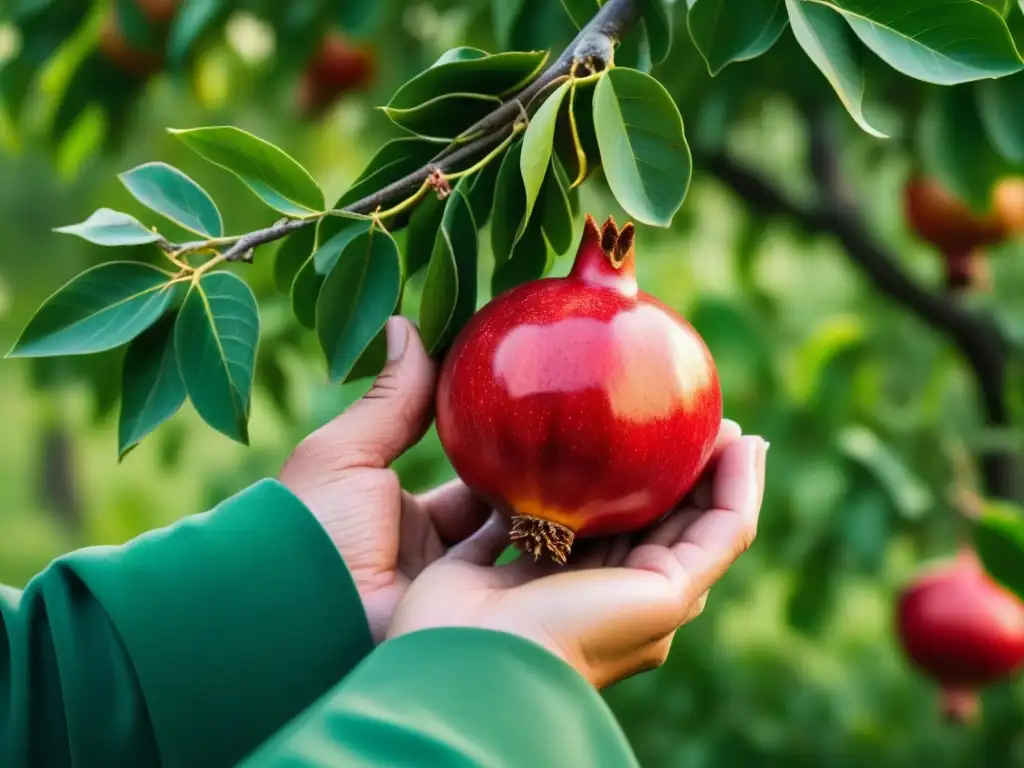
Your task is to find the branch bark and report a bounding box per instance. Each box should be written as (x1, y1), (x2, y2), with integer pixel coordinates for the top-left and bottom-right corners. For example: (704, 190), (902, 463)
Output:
(701, 144), (1018, 502)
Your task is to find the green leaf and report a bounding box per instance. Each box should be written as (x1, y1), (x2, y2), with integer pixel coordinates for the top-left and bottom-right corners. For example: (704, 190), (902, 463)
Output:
(8, 264), (183, 358)
(317, 229), (402, 383)
(978, 73), (1024, 164)
(553, 155), (581, 218)
(118, 314), (187, 459)
(561, 0), (601, 27)
(335, 1), (387, 35)
(54, 208), (162, 247)
(170, 126), (325, 216)
(687, 0), (788, 75)
(521, 80), (572, 238)
(492, 215), (551, 297)
(593, 67), (692, 227)
(405, 194), (447, 277)
(491, 140), (528, 265)
(313, 218), (375, 275)
(539, 163), (575, 256)
(119, 162), (224, 238)
(291, 256), (323, 330)
(466, 152), (503, 227)
(168, 0), (224, 67)
(786, 0), (886, 138)
(807, 0), (1024, 85)
(980, 0), (1010, 15)
(420, 182), (479, 354)
(274, 224), (317, 294)
(175, 272), (260, 444)
(974, 501), (1024, 602)
(835, 425), (932, 520)
(384, 49), (549, 139)
(919, 85), (1007, 213)
(639, 0), (673, 64)
(116, 0), (157, 49)
(383, 92), (503, 142)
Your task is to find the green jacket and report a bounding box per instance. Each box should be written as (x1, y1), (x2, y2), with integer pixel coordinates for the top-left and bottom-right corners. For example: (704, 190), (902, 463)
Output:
(0, 478), (639, 767)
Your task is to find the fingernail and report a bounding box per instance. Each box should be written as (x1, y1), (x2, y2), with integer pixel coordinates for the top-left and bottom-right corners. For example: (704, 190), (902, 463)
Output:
(386, 318), (408, 361)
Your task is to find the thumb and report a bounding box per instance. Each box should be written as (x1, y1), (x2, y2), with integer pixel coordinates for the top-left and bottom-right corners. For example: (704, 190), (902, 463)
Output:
(311, 317), (437, 469)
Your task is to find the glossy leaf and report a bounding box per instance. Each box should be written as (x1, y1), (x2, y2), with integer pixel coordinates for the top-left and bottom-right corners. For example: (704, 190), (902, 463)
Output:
(491, 140), (528, 265)
(383, 92), (503, 142)
(978, 73), (1024, 164)
(119, 162), (224, 237)
(291, 256), (324, 331)
(687, 0), (788, 75)
(405, 194), (447, 277)
(168, 0), (224, 67)
(175, 272), (260, 444)
(593, 68), (692, 227)
(787, 0), (886, 138)
(317, 229), (402, 383)
(974, 501), (1024, 602)
(466, 152), (503, 227)
(640, 0), (674, 64)
(54, 208), (162, 247)
(539, 164), (575, 256)
(118, 314), (187, 459)
(384, 49), (549, 138)
(313, 217), (374, 275)
(8, 263), (183, 358)
(919, 85), (1006, 213)
(274, 224), (317, 294)
(492, 215), (552, 297)
(561, 0), (601, 27)
(170, 126), (325, 216)
(521, 80), (572, 238)
(807, 0), (1024, 85)
(420, 183), (478, 354)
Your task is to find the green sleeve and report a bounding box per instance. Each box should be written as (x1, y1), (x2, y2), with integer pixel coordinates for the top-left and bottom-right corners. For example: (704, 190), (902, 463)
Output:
(239, 627), (641, 767)
(0, 478), (374, 768)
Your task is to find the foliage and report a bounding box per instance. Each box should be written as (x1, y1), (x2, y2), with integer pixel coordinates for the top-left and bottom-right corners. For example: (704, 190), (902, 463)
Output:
(5, 0), (1024, 765)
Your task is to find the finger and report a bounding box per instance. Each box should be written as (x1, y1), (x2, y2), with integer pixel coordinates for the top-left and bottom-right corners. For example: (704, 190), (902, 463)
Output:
(297, 317), (437, 471)
(447, 513), (512, 565)
(690, 419), (743, 510)
(416, 479), (492, 545)
(625, 436), (764, 599)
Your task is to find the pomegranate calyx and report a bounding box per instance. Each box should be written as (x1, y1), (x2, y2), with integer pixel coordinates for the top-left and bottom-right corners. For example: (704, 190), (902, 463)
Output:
(570, 214), (638, 296)
(940, 686), (980, 725)
(511, 516), (575, 565)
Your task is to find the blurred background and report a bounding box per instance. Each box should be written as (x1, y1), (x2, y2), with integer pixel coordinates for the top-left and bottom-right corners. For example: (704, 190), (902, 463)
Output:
(4, 0), (1024, 765)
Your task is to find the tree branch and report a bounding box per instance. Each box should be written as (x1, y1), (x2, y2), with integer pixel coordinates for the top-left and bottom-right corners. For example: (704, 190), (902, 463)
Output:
(701, 148), (1017, 501)
(164, 0), (641, 259)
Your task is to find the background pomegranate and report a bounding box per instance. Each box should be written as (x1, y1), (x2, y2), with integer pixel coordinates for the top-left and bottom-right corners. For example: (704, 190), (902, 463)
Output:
(298, 32), (376, 117)
(435, 214), (723, 563)
(98, 0), (180, 77)
(896, 549), (1024, 723)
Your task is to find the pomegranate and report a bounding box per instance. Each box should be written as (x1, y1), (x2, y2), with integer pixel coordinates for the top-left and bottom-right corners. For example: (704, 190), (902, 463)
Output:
(896, 549), (1024, 723)
(994, 176), (1024, 235)
(435, 214), (723, 564)
(298, 32), (376, 117)
(903, 175), (1007, 255)
(98, 0), (179, 77)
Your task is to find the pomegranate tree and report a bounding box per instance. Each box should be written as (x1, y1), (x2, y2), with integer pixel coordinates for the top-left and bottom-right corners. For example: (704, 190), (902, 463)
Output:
(896, 550), (1024, 722)
(435, 214), (723, 564)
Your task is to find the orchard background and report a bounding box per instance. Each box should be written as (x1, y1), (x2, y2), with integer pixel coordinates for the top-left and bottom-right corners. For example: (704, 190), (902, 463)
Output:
(5, 0), (1024, 763)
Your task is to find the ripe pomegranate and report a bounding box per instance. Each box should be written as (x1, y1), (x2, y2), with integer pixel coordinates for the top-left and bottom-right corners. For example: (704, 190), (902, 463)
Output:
(298, 32), (376, 117)
(435, 214), (723, 563)
(994, 176), (1024, 235)
(896, 550), (1024, 723)
(903, 176), (1007, 255)
(98, 0), (179, 77)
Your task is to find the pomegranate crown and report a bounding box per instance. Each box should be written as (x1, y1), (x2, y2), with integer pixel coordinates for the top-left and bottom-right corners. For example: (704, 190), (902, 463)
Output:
(570, 214), (638, 295)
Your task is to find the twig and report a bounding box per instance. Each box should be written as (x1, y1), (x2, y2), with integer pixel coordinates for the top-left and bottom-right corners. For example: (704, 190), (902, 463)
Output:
(161, 0), (641, 259)
(701, 146), (1017, 502)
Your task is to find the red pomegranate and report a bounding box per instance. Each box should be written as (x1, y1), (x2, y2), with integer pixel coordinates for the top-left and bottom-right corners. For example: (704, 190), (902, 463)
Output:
(896, 549), (1024, 722)
(298, 32), (376, 117)
(903, 176), (1007, 255)
(435, 214), (723, 564)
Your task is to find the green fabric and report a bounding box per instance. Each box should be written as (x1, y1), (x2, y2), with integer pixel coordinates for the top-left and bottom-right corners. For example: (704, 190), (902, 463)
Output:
(240, 627), (641, 767)
(0, 478), (374, 768)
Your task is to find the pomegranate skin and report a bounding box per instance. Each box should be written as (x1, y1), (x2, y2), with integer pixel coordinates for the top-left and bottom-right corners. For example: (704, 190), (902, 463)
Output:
(896, 551), (1024, 719)
(435, 215), (723, 561)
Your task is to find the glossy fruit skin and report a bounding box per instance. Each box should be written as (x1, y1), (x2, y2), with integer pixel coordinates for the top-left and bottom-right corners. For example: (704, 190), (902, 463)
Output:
(298, 32), (376, 117)
(896, 551), (1024, 718)
(435, 216), (722, 544)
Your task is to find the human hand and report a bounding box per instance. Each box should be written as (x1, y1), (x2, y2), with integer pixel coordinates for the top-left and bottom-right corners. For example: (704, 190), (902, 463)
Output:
(388, 422), (768, 689)
(279, 317), (491, 643)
